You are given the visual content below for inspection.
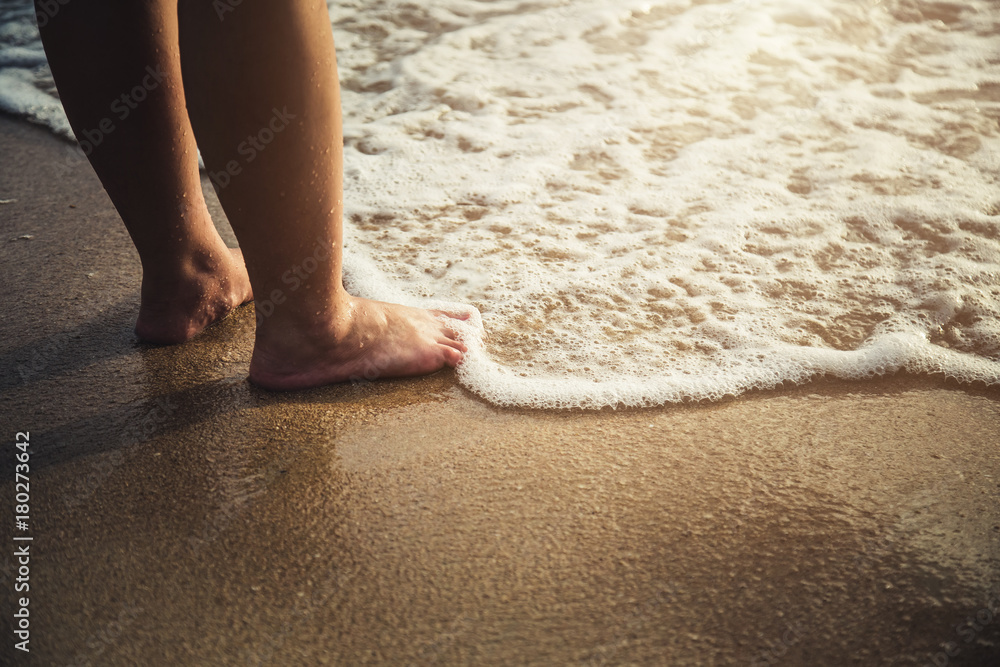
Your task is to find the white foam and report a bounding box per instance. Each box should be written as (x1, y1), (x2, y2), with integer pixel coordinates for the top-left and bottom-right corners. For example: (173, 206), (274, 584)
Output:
(0, 5), (73, 137)
(5, 0), (1000, 408)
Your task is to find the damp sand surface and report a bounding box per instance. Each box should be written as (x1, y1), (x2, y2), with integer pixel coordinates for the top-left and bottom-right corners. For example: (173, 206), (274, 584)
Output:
(1, 117), (999, 665)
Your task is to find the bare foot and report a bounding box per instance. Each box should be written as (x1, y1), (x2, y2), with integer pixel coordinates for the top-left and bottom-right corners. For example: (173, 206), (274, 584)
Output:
(248, 295), (469, 390)
(135, 247), (254, 344)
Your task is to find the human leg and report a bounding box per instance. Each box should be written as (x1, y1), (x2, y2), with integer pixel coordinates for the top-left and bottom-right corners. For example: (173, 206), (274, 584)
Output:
(35, 0), (252, 343)
(177, 0), (466, 389)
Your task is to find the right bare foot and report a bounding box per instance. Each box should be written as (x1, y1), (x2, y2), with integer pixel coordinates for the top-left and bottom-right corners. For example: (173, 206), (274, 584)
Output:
(248, 295), (469, 390)
(135, 246), (254, 344)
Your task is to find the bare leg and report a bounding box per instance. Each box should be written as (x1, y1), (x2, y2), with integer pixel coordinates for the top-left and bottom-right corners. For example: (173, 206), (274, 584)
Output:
(177, 0), (466, 389)
(35, 0), (253, 344)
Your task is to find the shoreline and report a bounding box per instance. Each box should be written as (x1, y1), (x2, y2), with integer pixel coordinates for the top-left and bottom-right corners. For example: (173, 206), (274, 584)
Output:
(1, 114), (999, 665)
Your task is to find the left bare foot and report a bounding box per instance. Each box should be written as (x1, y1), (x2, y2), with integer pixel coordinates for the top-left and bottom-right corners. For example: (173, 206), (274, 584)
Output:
(135, 246), (254, 344)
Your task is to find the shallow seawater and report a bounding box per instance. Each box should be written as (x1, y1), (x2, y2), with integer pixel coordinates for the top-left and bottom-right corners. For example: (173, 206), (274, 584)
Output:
(2, 0), (999, 408)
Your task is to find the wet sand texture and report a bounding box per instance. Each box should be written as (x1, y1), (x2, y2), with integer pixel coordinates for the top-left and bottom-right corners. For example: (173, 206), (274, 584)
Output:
(1, 117), (999, 665)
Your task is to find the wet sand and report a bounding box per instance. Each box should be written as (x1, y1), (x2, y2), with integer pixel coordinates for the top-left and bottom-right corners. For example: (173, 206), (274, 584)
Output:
(1, 114), (999, 666)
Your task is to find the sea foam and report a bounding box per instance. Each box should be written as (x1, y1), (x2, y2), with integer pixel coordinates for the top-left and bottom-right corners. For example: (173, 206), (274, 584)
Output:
(3, 0), (999, 408)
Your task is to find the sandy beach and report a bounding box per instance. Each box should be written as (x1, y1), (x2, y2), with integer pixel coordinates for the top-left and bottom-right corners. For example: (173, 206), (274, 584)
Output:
(1, 114), (999, 665)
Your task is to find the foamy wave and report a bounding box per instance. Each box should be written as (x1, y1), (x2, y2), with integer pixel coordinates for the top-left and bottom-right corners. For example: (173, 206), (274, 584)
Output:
(0, 4), (70, 135)
(4, 0), (999, 407)
(334, 0), (1000, 407)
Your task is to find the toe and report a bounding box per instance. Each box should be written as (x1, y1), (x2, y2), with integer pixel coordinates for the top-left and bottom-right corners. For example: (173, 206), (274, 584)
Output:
(432, 309), (471, 321)
(441, 345), (464, 367)
(440, 336), (467, 353)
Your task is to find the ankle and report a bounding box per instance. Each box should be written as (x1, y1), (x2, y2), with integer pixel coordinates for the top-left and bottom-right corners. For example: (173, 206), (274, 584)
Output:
(254, 288), (356, 347)
(135, 246), (253, 344)
(140, 238), (237, 287)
